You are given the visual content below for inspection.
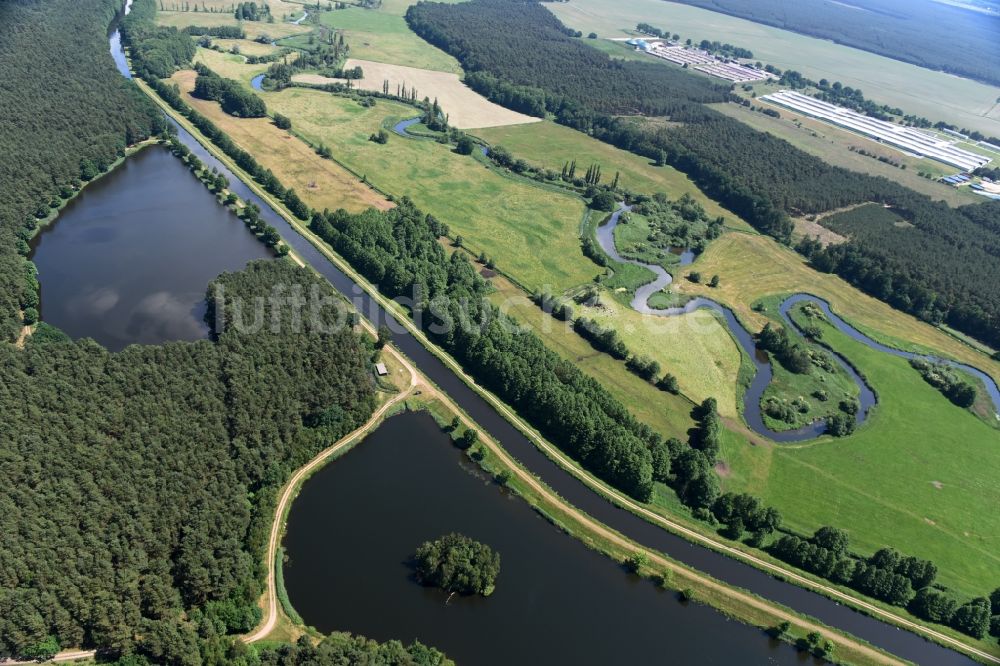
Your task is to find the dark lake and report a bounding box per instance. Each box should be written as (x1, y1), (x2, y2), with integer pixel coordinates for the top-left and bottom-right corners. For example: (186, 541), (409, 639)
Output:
(283, 410), (811, 665)
(29, 145), (272, 351)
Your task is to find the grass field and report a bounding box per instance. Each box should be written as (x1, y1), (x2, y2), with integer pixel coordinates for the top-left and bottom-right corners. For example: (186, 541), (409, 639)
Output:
(156, 10), (311, 40)
(256, 85), (594, 290)
(488, 275), (698, 437)
(195, 48), (266, 84)
(169, 69), (392, 214)
(613, 212), (689, 271)
(709, 103), (981, 207)
(548, 0), (1000, 137)
(677, 232), (1000, 387)
(317, 6), (461, 73)
(474, 121), (751, 227)
(720, 313), (1000, 600)
(577, 288), (743, 418)
(756, 298), (861, 431)
(211, 38), (283, 57)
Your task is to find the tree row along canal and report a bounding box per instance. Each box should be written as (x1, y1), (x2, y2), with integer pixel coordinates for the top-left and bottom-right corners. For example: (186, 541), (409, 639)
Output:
(57, 16), (983, 664)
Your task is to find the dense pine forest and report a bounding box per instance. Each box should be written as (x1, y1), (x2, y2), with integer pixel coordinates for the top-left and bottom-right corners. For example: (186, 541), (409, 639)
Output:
(406, 0), (1000, 348)
(0, 2), (382, 663)
(1, 259), (377, 662)
(666, 0), (1000, 87)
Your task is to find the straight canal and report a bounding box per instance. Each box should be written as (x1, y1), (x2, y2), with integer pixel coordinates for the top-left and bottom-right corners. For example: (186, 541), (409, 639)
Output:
(30, 11), (979, 663)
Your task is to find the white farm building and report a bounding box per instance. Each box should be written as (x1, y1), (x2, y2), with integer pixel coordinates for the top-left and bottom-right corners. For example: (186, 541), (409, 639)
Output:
(759, 90), (991, 172)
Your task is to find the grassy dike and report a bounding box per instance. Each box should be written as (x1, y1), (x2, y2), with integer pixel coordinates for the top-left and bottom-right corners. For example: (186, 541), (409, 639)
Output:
(133, 76), (999, 665)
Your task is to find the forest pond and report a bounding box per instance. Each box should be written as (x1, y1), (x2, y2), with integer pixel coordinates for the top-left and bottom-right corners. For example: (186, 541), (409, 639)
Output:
(283, 410), (812, 665)
(29, 146), (272, 351)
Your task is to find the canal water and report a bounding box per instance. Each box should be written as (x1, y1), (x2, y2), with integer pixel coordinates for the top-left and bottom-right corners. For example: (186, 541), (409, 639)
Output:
(82, 15), (978, 664)
(29, 146), (272, 351)
(284, 410), (807, 665)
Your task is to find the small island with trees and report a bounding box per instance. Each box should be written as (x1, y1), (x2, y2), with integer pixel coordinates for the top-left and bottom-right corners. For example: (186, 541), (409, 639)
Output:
(412, 533), (501, 597)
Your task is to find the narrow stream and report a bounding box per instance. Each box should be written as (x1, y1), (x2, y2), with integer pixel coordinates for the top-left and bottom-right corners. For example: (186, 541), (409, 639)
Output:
(391, 116), (421, 136)
(99, 24), (981, 664)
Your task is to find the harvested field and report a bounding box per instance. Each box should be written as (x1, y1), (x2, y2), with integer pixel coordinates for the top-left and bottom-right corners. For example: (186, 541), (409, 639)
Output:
(337, 59), (542, 129)
(168, 69), (391, 214)
(792, 216), (847, 246)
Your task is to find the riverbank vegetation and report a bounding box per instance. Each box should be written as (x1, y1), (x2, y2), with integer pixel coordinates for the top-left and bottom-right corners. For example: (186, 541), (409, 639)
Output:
(413, 534), (501, 596)
(613, 197), (723, 269)
(720, 311), (1000, 602)
(908, 358), (978, 410)
(754, 301), (862, 433)
(193, 64), (267, 117)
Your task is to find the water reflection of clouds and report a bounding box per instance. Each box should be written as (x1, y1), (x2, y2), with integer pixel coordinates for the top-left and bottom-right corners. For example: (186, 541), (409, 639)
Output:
(71, 286), (120, 316)
(124, 291), (205, 341)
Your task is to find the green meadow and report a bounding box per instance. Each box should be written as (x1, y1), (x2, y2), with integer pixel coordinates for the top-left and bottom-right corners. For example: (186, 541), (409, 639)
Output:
(317, 6), (461, 72)
(261, 86), (595, 291)
(720, 311), (1000, 600)
(474, 120), (750, 227)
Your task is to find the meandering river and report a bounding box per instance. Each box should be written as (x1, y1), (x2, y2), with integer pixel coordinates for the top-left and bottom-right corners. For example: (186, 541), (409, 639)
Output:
(74, 21), (981, 664)
(595, 204), (999, 441)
